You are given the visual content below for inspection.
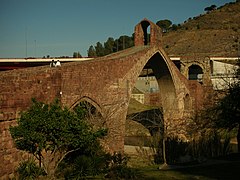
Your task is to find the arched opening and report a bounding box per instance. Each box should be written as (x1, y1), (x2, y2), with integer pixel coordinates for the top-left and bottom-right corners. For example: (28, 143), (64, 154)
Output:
(72, 97), (105, 129)
(126, 52), (177, 147)
(188, 64), (203, 82)
(141, 20), (151, 45)
(135, 18), (162, 46)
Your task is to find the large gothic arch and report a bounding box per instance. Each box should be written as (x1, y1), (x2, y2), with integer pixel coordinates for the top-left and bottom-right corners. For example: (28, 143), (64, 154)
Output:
(128, 50), (179, 114)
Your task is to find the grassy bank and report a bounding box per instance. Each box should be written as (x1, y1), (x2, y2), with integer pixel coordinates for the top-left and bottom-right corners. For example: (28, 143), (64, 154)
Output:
(133, 153), (240, 180)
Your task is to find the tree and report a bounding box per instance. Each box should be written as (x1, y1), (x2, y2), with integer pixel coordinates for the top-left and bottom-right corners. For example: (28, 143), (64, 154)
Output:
(170, 24), (178, 31)
(73, 52), (78, 58)
(204, 5), (217, 12)
(156, 19), (172, 32)
(95, 42), (105, 57)
(10, 99), (107, 178)
(114, 35), (134, 52)
(73, 51), (82, 58)
(203, 61), (240, 153)
(87, 34), (134, 58)
(104, 37), (115, 55)
(214, 81), (240, 152)
(87, 45), (97, 57)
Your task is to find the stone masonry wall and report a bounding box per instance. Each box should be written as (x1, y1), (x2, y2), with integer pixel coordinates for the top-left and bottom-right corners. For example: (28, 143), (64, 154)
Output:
(0, 66), (62, 179)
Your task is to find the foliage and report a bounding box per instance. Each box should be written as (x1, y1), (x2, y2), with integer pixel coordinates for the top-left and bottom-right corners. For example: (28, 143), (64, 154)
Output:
(10, 98), (107, 178)
(57, 140), (110, 179)
(105, 153), (138, 179)
(87, 35), (134, 57)
(214, 81), (240, 152)
(156, 19), (172, 32)
(152, 137), (188, 164)
(104, 37), (115, 55)
(165, 137), (189, 164)
(116, 35), (134, 51)
(59, 151), (138, 179)
(170, 24), (180, 31)
(201, 60), (240, 152)
(191, 60), (240, 153)
(87, 45), (97, 57)
(95, 42), (105, 57)
(73, 51), (82, 58)
(214, 82), (240, 130)
(204, 5), (217, 12)
(151, 131), (231, 165)
(60, 154), (108, 179)
(188, 130), (231, 159)
(17, 158), (45, 180)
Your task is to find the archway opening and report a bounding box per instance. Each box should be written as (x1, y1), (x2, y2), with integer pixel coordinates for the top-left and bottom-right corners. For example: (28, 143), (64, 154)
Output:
(141, 21), (151, 45)
(72, 99), (105, 130)
(126, 52), (177, 148)
(188, 64), (203, 82)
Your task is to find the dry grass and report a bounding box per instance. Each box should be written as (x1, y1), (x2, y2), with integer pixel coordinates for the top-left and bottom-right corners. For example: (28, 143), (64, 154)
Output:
(163, 2), (240, 57)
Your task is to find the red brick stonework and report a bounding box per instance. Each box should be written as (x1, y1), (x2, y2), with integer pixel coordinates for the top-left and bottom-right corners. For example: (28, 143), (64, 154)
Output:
(0, 19), (205, 178)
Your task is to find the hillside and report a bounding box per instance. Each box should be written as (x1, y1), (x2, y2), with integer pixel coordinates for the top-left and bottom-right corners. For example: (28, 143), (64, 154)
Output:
(162, 1), (240, 57)
(127, 98), (156, 115)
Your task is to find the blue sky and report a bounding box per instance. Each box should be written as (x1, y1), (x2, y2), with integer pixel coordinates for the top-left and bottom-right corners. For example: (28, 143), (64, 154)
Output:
(0, 0), (235, 58)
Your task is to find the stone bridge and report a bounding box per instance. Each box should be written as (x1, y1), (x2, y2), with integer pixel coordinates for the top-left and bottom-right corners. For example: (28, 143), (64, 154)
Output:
(0, 19), (204, 178)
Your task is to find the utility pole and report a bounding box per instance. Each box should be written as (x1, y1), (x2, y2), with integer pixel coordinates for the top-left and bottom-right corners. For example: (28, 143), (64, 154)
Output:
(34, 40), (37, 58)
(25, 27), (28, 58)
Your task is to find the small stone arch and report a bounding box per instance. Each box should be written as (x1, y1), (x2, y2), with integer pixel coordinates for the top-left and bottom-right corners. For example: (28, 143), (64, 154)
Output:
(70, 96), (102, 113)
(134, 18), (162, 46)
(187, 64), (204, 81)
(70, 96), (105, 128)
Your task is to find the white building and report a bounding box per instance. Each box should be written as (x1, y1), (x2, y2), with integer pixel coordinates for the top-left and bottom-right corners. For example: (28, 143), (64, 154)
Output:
(210, 58), (239, 90)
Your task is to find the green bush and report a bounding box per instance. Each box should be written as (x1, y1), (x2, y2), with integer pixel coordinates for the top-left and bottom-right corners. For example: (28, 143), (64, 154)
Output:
(153, 131), (231, 165)
(106, 165), (138, 179)
(153, 137), (188, 164)
(63, 155), (107, 179)
(58, 148), (110, 179)
(17, 158), (45, 180)
(105, 153), (138, 179)
(166, 137), (189, 164)
(188, 130), (231, 158)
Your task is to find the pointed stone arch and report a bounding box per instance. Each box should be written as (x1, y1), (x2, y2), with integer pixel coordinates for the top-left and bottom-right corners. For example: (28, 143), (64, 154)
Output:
(70, 96), (105, 127)
(127, 49), (181, 119)
(70, 96), (102, 114)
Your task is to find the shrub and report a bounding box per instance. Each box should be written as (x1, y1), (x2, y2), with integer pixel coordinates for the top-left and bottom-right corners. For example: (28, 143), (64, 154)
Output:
(106, 165), (138, 179)
(17, 158), (45, 180)
(187, 130), (231, 158)
(105, 153), (138, 179)
(62, 155), (108, 179)
(58, 147), (110, 179)
(152, 132), (231, 165)
(165, 137), (189, 164)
